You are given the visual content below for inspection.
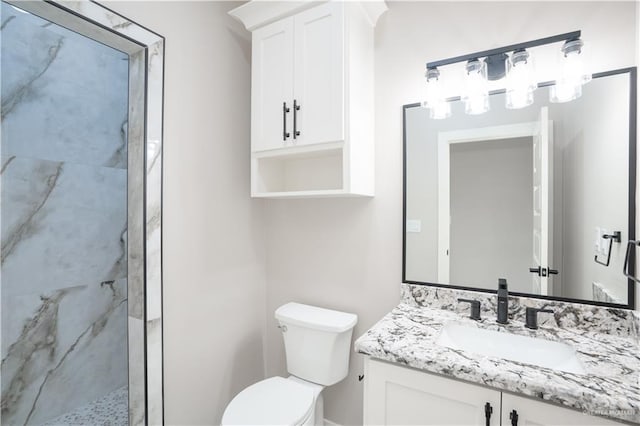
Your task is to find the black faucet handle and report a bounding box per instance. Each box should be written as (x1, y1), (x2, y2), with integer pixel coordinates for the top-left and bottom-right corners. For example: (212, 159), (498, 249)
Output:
(525, 307), (554, 329)
(458, 298), (481, 320)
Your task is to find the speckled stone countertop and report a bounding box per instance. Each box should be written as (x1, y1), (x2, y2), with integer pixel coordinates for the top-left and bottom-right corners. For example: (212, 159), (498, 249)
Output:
(355, 284), (640, 424)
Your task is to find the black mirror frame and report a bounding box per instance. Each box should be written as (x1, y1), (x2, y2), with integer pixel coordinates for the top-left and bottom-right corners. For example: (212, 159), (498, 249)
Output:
(402, 67), (637, 310)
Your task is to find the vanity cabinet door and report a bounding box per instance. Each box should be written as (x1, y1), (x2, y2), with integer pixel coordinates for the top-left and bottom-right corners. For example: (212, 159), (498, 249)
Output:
(501, 393), (625, 426)
(251, 17), (295, 152)
(364, 357), (501, 425)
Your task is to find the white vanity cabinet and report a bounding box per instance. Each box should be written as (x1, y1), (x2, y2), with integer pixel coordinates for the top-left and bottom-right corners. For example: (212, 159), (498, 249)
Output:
(229, 1), (386, 198)
(363, 357), (625, 426)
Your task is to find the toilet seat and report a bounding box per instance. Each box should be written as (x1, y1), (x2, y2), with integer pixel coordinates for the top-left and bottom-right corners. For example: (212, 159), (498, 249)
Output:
(221, 377), (315, 425)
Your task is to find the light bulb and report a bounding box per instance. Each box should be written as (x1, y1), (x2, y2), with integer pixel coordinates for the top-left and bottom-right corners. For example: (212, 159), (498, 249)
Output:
(462, 59), (489, 115)
(505, 50), (536, 109)
(550, 39), (591, 103)
(423, 67), (451, 119)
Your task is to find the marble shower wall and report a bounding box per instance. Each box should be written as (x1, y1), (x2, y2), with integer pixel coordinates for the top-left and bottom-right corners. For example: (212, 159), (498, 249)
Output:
(1, 3), (130, 424)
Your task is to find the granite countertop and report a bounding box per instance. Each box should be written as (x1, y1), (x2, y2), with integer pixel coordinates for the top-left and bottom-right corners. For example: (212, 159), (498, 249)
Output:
(355, 284), (640, 424)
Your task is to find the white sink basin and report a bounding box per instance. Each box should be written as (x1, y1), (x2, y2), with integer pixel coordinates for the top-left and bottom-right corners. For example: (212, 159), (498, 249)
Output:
(436, 322), (585, 375)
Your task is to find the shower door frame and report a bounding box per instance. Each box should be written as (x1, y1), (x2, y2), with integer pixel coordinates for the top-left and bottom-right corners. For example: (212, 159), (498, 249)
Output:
(2, 1), (166, 424)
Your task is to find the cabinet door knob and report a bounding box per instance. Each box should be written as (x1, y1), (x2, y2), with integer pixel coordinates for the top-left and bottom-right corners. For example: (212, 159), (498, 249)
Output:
(283, 102), (291, 141)
(293, 99), (301, 139)
(510, 409), (519, 426)
(484, 402), (493, 426)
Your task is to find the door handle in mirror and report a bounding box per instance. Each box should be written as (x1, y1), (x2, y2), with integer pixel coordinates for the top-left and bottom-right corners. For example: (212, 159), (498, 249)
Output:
(529, 266), (550, 277)
(530, 266), (557, 277)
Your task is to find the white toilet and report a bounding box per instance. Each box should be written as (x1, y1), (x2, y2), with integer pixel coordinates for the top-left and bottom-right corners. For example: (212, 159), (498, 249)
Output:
(221, 302), (358, 425)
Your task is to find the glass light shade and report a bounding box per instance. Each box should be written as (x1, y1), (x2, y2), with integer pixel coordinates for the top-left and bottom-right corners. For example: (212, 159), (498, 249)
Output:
(549, 82), (582, 103)
(462, 59), (489, 115)
(505, 50), (536, 109)
(550, 39), (591, 103)
(423, 68), (451, 119)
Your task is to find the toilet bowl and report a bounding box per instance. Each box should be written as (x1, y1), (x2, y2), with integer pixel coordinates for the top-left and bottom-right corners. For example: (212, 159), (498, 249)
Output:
(221, 303), (357, 426)
(221, 376), (323, 426)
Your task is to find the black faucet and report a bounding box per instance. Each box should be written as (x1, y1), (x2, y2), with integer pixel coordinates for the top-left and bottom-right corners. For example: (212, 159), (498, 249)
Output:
(496, 278), (509, 324)
(458, 298), (481, 320)
(525, 307), (554, 329)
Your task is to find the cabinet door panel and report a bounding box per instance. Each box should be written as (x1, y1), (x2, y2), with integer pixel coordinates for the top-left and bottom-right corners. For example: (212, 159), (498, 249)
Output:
(502, 393), (625, 426)
(252, 18), (294, 152)
(293, 2), (344, 146)
(364, 358), (500, 426)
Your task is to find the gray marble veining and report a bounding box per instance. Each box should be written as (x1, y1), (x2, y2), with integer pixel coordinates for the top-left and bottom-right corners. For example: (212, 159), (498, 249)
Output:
(356, 283), (640, 423)
(1, 280), (128, 424)
(401, 283), (638, 337)
(593, 282), (622, 304)
(1, 3), (129, 424)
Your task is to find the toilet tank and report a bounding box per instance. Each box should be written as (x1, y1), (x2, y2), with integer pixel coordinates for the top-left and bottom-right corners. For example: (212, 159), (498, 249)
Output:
(275, 303), (358, 386)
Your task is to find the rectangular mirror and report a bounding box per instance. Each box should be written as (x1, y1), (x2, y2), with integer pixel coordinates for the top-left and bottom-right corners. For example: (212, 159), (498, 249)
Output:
(403, 68), (637, 308)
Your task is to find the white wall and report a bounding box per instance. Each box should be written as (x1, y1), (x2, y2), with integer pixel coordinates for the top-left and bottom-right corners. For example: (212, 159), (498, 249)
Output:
(104, 2), (267, 425)
(449, 138), (534, 292)
(265, 2), (637, 425)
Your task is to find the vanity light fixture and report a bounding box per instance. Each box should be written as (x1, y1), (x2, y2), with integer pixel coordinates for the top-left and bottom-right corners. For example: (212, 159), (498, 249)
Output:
(422, 31), (590, 118)
(423, 67), (451, 119)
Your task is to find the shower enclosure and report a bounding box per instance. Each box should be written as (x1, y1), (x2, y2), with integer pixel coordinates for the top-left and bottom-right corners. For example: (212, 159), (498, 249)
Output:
(0, 1), (164, 424)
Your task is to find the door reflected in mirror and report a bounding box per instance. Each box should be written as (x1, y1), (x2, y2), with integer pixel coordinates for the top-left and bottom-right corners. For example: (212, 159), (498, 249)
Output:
(404, 69), (636, 307)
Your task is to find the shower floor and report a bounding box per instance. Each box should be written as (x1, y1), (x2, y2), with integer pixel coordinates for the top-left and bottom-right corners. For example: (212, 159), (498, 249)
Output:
(42, 386), (128, 426)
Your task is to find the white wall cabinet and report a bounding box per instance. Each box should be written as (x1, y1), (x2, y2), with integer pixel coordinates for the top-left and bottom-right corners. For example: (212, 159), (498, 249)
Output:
(363, 357), (624, 426)
(229, 1), (386, 198)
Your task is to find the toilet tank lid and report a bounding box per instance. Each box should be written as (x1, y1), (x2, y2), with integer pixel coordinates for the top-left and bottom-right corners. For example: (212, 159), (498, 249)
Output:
(275, 303), (358, 333)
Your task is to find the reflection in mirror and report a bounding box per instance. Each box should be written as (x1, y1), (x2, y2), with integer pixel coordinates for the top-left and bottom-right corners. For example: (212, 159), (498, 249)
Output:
(404, 69), (636, 307)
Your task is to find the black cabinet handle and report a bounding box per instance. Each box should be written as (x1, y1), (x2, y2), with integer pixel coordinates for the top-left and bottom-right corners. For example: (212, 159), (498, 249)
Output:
(510, 409), (519, 426)
(293, 99), (301, 139)
(283, 102), (290, 141)
(484, 402), (493, 426)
